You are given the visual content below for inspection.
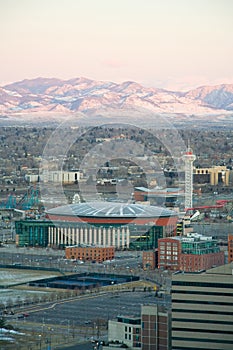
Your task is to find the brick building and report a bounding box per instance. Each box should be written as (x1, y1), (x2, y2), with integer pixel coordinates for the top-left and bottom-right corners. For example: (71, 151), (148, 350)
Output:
(141, 304), (171, 350)
(158, 233), (224, 272)
(179, 251), (224, 272)
(65, 245), (115, 263)
(142, 249), (158, 270)
(228, 234), (233, 263)
(158, 237), (181, 271)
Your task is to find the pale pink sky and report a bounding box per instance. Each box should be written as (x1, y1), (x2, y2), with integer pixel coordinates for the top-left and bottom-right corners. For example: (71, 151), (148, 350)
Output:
(0, 0), (233, 91)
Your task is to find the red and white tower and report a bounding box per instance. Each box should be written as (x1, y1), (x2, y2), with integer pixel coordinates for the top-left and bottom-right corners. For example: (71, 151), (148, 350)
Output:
(183, 147), (196, 210)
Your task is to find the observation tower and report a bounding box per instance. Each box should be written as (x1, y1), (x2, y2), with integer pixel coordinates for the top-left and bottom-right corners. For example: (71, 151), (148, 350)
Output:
(183, 147), (196, 210)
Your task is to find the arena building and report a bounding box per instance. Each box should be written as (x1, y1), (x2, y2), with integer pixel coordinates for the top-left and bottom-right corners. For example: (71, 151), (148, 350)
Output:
(15, 201), (178, 250)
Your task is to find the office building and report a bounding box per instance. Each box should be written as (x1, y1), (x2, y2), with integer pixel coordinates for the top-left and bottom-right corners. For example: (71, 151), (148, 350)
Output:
(172, 264), (233, 349)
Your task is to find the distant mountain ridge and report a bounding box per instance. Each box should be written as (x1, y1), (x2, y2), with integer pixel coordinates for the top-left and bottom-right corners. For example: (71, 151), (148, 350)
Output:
(1, 77), (233, 119)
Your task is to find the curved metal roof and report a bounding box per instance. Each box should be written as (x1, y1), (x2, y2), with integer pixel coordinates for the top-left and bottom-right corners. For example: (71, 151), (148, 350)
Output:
(47, 201), (177, 218)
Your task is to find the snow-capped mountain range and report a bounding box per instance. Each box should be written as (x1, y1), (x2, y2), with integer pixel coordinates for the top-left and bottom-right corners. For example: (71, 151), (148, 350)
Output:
(0, 77), (233, 121)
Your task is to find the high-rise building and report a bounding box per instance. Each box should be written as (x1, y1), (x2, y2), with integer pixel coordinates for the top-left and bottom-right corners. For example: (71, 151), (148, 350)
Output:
(171, 264), (233, 349)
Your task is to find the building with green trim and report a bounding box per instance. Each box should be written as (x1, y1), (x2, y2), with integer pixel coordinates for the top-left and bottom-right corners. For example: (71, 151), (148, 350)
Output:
(15, 201), (178, 250)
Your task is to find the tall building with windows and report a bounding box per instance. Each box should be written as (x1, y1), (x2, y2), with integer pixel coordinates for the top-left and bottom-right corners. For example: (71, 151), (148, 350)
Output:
(158, 237), (181, 271)
(171, 264), (233, 349)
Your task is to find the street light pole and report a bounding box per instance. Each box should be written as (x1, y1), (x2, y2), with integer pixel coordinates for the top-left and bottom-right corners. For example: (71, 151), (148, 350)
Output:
(46, 327), (53, 350)
(67, 320), (70, 338)
(38, 334), (42, 350)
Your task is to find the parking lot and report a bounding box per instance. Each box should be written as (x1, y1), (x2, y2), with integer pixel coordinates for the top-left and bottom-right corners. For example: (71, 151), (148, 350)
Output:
(0, 245), (169, 349)
(4, 289), (168, 349)
(26, 290), (160, 326)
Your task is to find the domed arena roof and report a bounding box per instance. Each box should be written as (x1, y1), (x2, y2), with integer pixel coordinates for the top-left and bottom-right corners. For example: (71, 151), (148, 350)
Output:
(47, 201), (177, 219)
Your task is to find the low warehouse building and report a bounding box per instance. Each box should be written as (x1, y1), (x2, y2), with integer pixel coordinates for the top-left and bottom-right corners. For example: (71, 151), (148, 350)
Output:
(65, 245), (115, 263)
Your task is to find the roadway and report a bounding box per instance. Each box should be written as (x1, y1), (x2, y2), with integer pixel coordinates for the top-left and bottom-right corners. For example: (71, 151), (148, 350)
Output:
(54, 341), (97, 350)
(0, 245), (143, 274)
